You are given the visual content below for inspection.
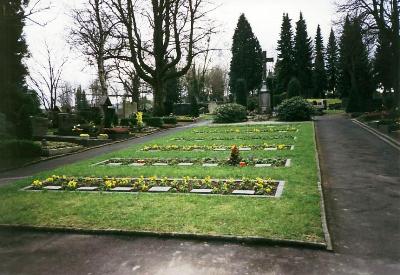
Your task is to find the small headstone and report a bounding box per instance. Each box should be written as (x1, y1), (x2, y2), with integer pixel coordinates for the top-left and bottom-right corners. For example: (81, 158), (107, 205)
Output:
(264, 148), (277, 151)
(202, 163), (218, 167)
(147, 150), (161, 152)
(193, 149), (205, 152)
(239, 147), (251, 151)
(153, 163), (169, 166)
(285, 159), (292, 167)
(213, 148), (226, 151)
(178, 163), (194, 166)
(112, 187), (133, 192)
(194, 139), (204, 142)
(44, 186), (63, 191)
(149, 186), (171, 192)
(130, 163), (146, 167)
(232, 190), (255, 195)
(255, 164), (272, 168)
(77, 187), (98, 191)
(107, 163), (122, 166)
(190, 189), (213, 194)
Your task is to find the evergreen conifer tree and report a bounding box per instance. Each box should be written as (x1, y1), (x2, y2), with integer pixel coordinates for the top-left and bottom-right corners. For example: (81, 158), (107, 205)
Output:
(312, 25), (327, 98)
(275, 13), (295, 94)
(374, 34), (395, 94)
(229, 14), (263, 107)
(0, 0), (40, 138)
(326, 29), (339, 96)
(338, 18), (374, 112)
(294, 12), (313, 97)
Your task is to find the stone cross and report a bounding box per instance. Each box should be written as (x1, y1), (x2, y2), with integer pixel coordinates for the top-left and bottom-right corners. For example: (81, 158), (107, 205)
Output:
(262, 51), (274, 80)
(259, 51), (274, 114)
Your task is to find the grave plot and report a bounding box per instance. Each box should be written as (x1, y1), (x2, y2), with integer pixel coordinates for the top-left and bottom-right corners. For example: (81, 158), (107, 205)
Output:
(170, 133), (297, 141)
(25, 176), (285, 197)
(93, 157), (291, 168)
(141, 144), (294, 152)
(192, 125), (299, 134)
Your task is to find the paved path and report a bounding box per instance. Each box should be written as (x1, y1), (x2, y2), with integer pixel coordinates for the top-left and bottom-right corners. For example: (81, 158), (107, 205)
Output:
(0, 115), (399, 275)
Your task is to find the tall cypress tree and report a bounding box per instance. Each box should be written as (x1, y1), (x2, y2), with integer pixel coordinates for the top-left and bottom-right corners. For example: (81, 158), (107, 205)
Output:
(312, 25), (327, 98)
(374, 34), (394, 94)
(338, 18), (374, 112)
(294, 12), (313, 98)
(0, 0), (40, 138)
(326, 29), (339, 96)
(229, 14), (263, 107)
(275, 13), (295, 94)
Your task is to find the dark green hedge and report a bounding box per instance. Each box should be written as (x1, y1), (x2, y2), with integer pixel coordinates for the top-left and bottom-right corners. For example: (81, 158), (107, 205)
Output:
(213, 103), (247, 123)
(162, 117), (177, 125)
(144, 117), (164, 127)
(0, 140), (42, 159)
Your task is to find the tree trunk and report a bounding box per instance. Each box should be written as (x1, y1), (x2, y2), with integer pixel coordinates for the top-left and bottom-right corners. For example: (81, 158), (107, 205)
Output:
(153, 81), (165, 116)
(98, 57), (108, 96)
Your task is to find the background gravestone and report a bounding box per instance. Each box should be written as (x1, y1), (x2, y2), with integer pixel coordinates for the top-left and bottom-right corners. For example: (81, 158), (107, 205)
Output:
(57, 113), (74, 135)
(30, 116), (49, 137)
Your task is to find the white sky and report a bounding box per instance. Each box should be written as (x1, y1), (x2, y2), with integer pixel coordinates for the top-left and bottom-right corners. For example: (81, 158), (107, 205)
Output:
(25, 0), (336, 90)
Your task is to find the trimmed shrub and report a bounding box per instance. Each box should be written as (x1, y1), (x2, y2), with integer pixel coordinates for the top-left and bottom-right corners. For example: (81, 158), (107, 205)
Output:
(213, 103), (247, 123)
(277, 97), (316, 121)
(0, 140), (42, 159)
(144, 117), (164, 127)
(162, 117), (177, 125)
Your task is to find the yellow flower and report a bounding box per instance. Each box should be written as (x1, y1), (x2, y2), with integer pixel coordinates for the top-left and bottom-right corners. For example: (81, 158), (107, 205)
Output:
(67, 180), (77, 189)
(32, 180), (42, 188)
(277, 144), (286, 150)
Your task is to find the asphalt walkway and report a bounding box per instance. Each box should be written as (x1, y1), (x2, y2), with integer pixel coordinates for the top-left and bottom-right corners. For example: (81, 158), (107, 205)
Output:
(0, 115), (399, 274)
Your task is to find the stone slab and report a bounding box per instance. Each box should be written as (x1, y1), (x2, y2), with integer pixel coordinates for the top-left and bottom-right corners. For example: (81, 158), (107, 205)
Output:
(107, 163), (122, 166)
(190, 189), (213, 194)
(77, 187), (98, 191)
(43, 186), (63, 191)
(202, 163), (219, 167)
(232, 190), (256, 195)
(178, 163), (194, 166)
(264, 148), (277, 151)
(149, 186), (171, 192)
(255, 164), (272, 168)
(153, 163), (169, 166)
(239, 147), (251, 151)
(129, 163), (146, 167)
(285, 159), (292, 167)
(111, 187), (134, 192)
(213, 148), (227, 151)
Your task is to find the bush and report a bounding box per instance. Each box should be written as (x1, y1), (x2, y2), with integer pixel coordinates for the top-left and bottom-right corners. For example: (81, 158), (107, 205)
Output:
(0, 140), (42, 159)
(144, 117), (164, 127)
(277, 97), (315, 121)
(213, 103), (247, 123)
(162, 117), (177, 125)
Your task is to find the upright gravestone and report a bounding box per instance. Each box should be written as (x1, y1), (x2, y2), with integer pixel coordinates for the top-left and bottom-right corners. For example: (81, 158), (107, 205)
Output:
(208, 102), (218, 114)
(123, 101), (138, 118)
(57, 113), (74, 136)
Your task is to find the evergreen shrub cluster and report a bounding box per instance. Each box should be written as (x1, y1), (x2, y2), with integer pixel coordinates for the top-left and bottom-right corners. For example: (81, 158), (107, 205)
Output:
(213, 104), (247, 123)
(277, 97), (315, 121)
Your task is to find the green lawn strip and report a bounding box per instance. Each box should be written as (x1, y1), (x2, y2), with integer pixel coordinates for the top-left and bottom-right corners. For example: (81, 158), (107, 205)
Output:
(0, 122), (324, 242)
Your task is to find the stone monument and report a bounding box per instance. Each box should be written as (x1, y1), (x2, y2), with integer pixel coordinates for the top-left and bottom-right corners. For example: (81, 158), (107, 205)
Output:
(259, 51), (274, 114)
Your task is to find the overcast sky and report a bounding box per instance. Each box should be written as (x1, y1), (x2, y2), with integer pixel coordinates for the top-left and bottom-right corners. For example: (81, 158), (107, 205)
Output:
(25, 0), (337, 89)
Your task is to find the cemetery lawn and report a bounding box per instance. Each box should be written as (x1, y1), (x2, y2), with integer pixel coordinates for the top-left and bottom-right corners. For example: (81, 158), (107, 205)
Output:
(0, 122), (325, 243)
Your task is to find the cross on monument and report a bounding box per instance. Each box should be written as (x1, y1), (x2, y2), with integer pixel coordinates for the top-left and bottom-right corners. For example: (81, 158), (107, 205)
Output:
(262, 51), (274, 80)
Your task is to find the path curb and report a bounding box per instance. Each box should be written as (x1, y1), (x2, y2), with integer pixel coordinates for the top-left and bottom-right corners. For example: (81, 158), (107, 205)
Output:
(352, 119), (400, 150)
(0, 224), (327, 250)
(313, 121), (333, 251)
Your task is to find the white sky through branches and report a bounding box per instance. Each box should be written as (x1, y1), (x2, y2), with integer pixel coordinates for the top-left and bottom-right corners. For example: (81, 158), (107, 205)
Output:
(25, 0), (336, 90)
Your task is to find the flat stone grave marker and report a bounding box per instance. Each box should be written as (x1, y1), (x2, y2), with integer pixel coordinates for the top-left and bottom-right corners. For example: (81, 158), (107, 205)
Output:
(107, 163), (122, 166)
(239, 147), (251, 151)
(77, 187), (98, 191)
(190, 189), (213, 194)
(178, 163), (194, 166)
(255, 164), (272, 168)
(193, 149), (205, 152)
(44, 186), (63, 191)
(285, 159), (292, 167)
(112, 187), (134, 192)
(194, 139), (204, 142)
(147, 150), (160, 152)
(153, 163), (169, 166)
(264, 148), (277, 151)
(232, 190), (256, 195)
(214, 148), (226, 151)
(202, 163), (218, 167)
(149, 186), (171, 192)
(129, 163), (146, 167)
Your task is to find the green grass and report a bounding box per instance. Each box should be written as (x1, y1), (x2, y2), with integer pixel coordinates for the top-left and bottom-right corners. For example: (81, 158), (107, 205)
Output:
(0, 122), (324, 243)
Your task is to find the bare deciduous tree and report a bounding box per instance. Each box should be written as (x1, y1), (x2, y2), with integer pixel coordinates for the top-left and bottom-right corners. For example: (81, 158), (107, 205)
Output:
(70, 0), (117, 96)
(336, 0), (399, 100)
(109, 0), (215, 115)
(27, 43), (67, 110)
